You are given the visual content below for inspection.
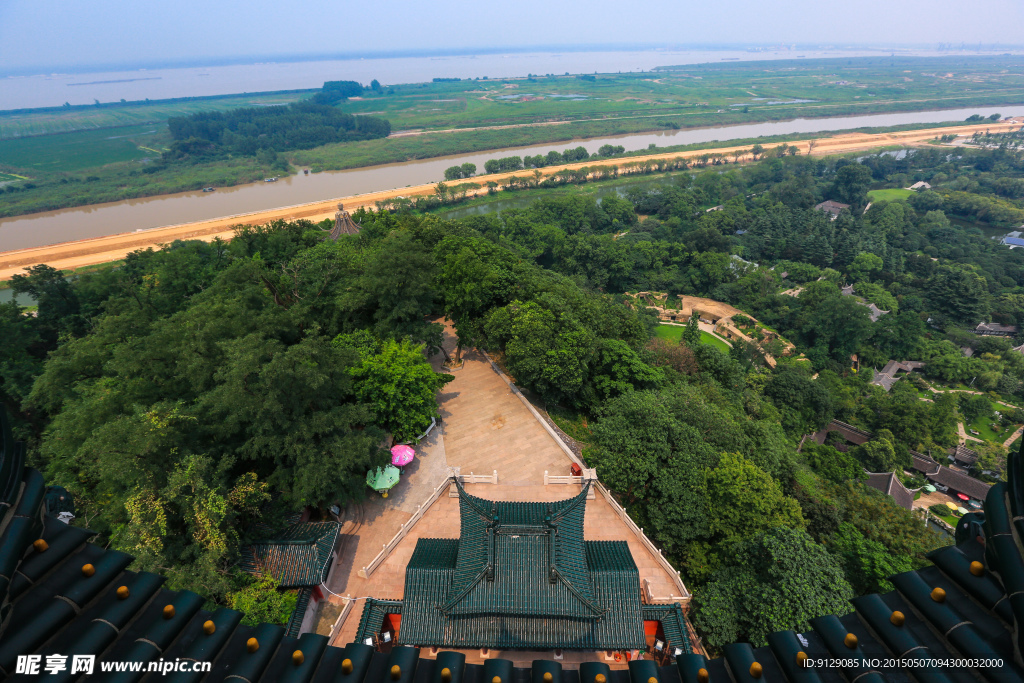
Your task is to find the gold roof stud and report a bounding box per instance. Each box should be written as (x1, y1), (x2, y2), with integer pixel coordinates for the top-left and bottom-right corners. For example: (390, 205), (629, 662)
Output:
(293, 650), (305, 666)
(33, 539), (48, 553)
(844, 633), (858, 649)
(931, 587), (946, 603)
(391, 665), (402, 681)
(493, 677), (502, 683)
(203, 620), (216, 635)
(441, 667), (453, 683)
(970, 561), (985, 577)
(81, 563), (95, 577)
(697, 669), (710, 683)
(890, 611), (905, 627)
(749, 662), (763, 679)
(342, 659), (354, 675)
(542, 674), (553, 683)
(795, 652), (808, 667)
(116, 586), (130, 600)
(649, 678), (659, 683)
(163, 605), (175, 619)
(595, 675), (606, 683)
(246, 637), (259, 653)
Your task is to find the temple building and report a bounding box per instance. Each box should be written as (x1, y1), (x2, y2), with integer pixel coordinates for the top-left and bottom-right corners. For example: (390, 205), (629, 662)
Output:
(355, 482), (685, 652)
(4, 407), (1024, 682)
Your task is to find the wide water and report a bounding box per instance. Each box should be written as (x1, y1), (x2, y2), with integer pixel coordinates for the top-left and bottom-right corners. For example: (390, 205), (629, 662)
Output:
(1, 103), (1021, 251)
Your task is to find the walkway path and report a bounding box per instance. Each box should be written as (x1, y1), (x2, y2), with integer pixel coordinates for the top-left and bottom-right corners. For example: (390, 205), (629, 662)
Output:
(1004, 425), (1024, 449)
(321, 322), (684, 664)
(958, 422), (984, 444)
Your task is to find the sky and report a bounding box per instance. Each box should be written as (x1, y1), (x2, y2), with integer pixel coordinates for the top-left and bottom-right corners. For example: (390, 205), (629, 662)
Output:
(1, 0), (1022, 74)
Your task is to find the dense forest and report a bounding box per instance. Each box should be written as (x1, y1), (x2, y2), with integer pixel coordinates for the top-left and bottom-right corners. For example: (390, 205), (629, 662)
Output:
(4, 141), (1024, 645)
(165, 101), (391, 162)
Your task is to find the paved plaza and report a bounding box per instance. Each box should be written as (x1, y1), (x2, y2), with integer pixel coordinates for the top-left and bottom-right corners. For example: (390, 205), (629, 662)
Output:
(322, 323), (684, 663)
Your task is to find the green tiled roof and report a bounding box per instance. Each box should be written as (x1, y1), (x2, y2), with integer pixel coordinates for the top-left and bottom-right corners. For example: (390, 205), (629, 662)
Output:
(443, 480), (601, 618)
(286, 586), (313, 639)
(238, 521), (340, 588)
(393, 482), (647, 650)
(642, 604), (692, 654)
(355, 599), (403, 643)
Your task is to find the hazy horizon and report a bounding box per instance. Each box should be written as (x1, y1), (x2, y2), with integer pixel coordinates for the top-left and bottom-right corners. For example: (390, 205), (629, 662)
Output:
(2, 0), (1023, 75)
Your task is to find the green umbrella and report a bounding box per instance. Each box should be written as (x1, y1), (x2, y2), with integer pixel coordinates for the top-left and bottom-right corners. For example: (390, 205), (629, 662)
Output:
(367, 465), (401, 497)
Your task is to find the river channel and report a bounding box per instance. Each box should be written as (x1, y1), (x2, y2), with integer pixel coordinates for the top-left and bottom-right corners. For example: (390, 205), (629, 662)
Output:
(1, 103), (1020, 251)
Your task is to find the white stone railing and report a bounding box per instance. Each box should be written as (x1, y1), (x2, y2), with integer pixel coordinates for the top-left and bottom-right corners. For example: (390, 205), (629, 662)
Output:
(357, 475), (451, 579)
(596, 482), (690, 602)
(543, 469), (596, 499)
(447, 469), (498, 496)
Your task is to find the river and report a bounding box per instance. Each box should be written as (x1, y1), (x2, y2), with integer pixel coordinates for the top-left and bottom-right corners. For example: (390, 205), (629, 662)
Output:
(1, 103), (1021, 251)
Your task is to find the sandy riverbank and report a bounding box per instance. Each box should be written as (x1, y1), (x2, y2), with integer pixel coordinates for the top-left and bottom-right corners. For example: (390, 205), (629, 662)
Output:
(1, 121), (1017, 281)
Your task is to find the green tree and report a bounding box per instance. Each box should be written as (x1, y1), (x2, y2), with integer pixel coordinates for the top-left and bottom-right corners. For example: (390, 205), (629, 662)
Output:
(830, 163), (873, 207)
(485, 301), (594, 405)
(827, 522), (914, 595)
(111, 453), (270, 601)
(701, 452), (804, 544)
(344, 337), (454, 441)
(693, 528), (853, 649)
(927, 267), (990, 324)
(851, 429), (905, 472)
(683, 314), (701, 347)
(847, 252), (884, 283)
(227, 573), (299, 627)
(959, 393), (992, 425)
(802, 442), (866, 483)
(436, 235), (519, 362)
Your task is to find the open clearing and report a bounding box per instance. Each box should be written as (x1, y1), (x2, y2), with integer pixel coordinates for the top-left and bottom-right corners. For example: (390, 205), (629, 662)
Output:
(655, 324), (731, 353)
(868, 188), (915, 202)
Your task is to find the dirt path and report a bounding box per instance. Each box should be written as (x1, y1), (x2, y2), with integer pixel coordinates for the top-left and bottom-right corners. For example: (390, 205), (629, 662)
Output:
(1, 121), (1018, 281)
(958, 422), (985, 444)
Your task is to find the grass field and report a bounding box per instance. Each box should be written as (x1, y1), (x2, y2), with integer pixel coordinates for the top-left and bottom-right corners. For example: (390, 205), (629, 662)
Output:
(868, 188), (915, 202)
(964, 399), (1023, 444)
(655, 324), (732, 353)
(0, 124), (168, 173)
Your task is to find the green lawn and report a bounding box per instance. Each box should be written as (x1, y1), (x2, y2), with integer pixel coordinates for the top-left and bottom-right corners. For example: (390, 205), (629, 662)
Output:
(965, 399), (1022, 443)
(0, 124), (167, 173)
(868, 188), (915, 202)
(655, 324), (731, 353)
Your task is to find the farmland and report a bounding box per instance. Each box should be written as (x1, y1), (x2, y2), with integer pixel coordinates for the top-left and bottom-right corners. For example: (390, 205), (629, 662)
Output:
(0, 124), (168, 173)
(1, 55), (1023, 217)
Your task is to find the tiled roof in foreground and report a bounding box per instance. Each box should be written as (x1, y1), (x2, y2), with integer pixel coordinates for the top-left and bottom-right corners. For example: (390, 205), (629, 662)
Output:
(238, 521), (340, 588)
(4, 408), (1024, 681)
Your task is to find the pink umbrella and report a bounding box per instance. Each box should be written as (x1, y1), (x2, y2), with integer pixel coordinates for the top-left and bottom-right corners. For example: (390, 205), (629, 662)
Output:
(391, 445), (416, 467)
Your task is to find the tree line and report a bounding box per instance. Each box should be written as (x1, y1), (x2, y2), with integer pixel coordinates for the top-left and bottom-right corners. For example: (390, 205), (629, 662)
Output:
(165, 101), (391, 161)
